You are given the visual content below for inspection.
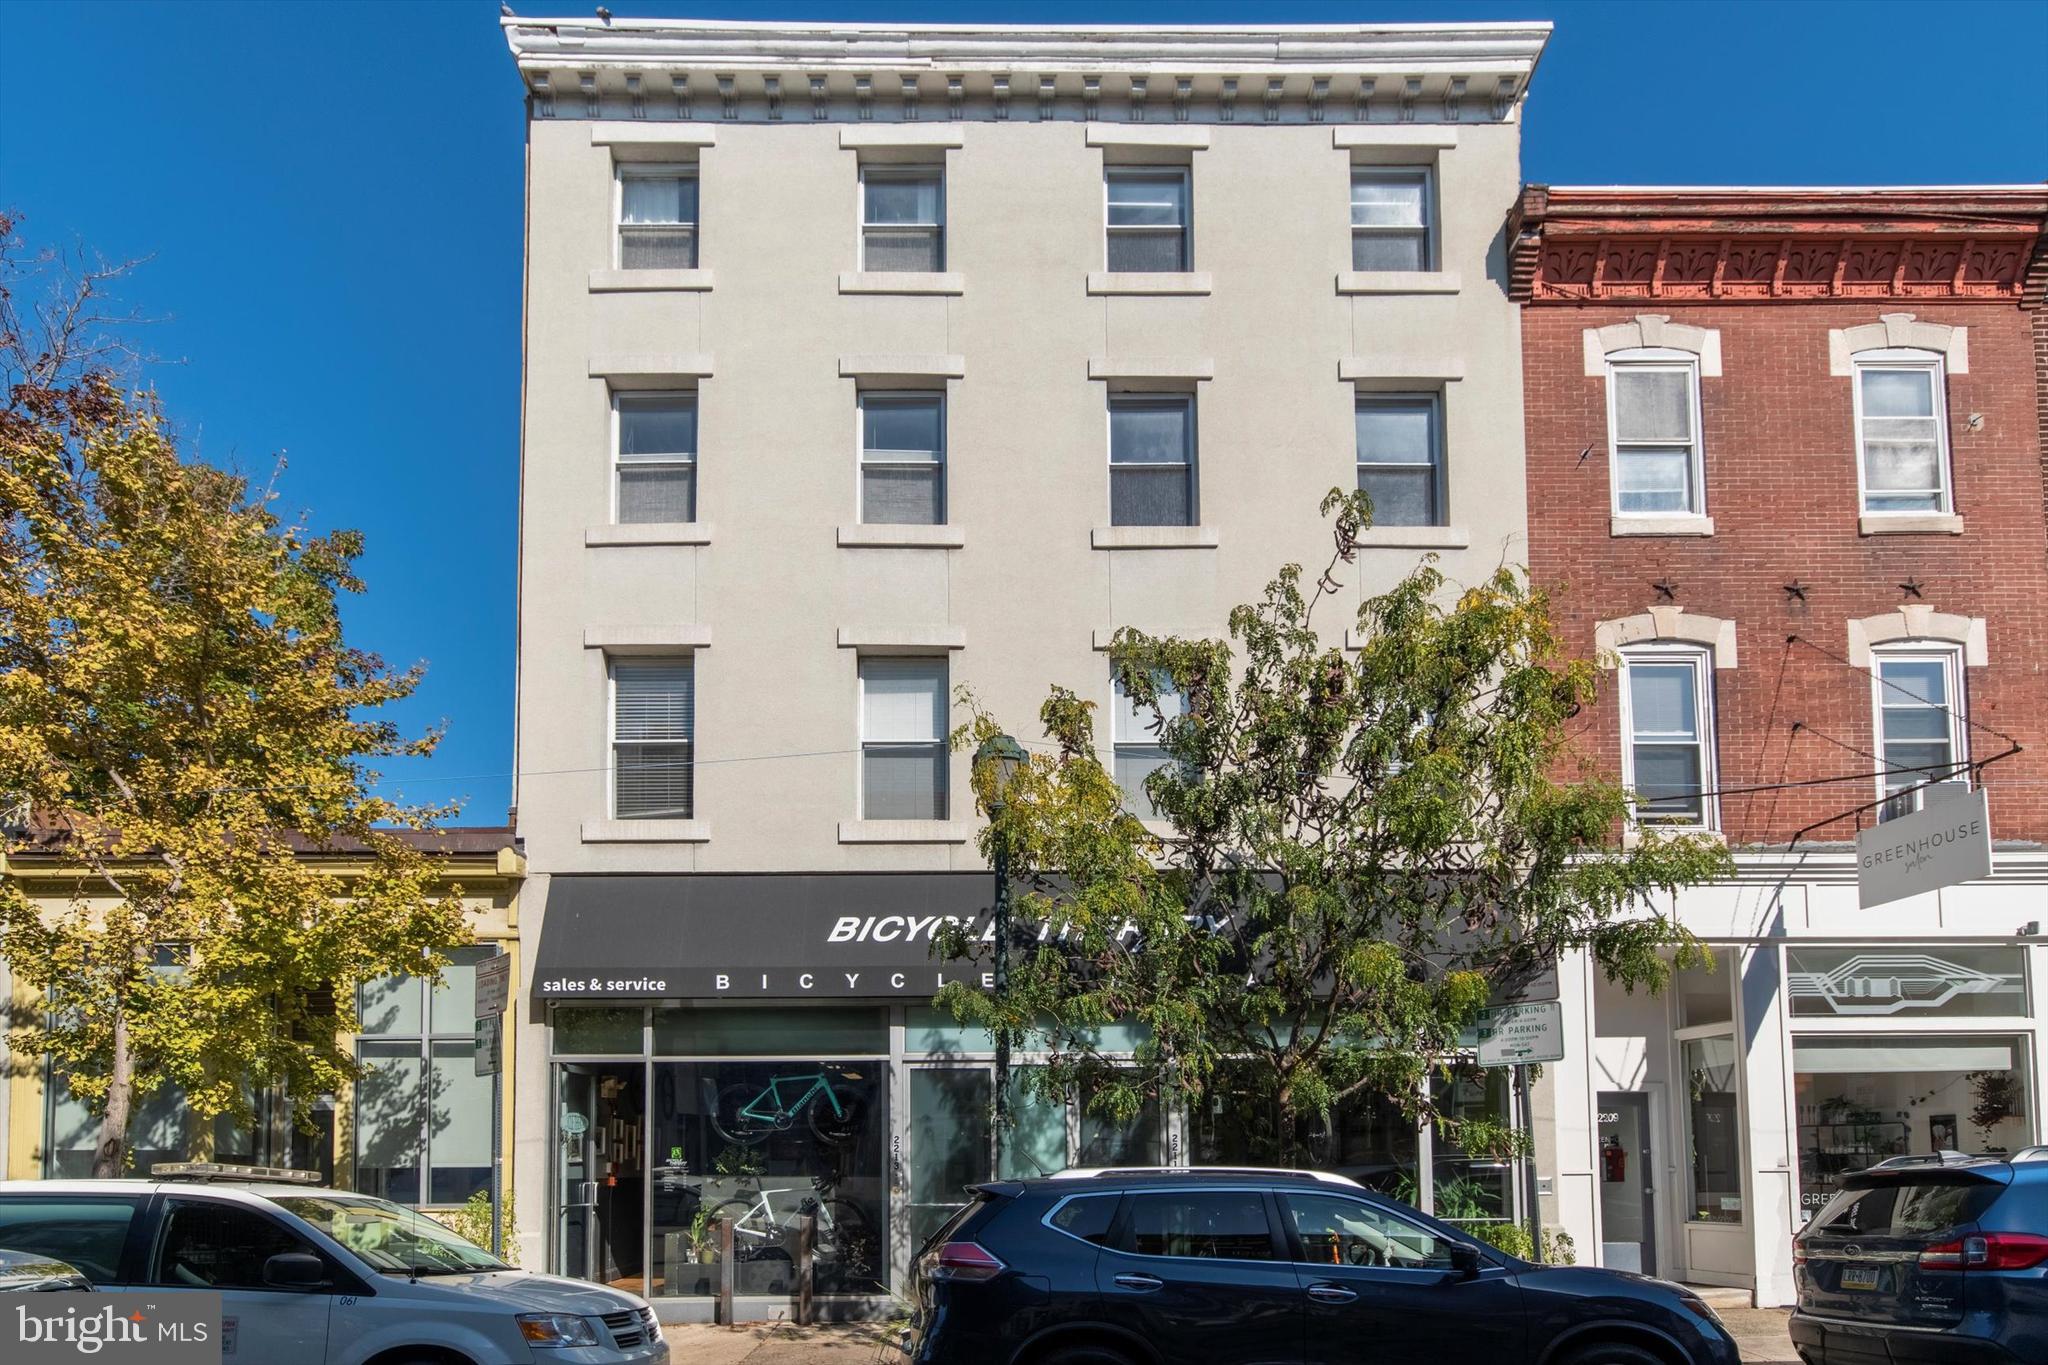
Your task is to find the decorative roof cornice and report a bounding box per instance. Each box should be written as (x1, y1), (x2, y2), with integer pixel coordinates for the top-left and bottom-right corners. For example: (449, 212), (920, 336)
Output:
(500, 16), (1551, 126)
(1510, 183), (2048, 305)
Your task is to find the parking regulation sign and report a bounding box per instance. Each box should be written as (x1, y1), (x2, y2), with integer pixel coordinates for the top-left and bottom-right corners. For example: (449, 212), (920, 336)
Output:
(1476, 1001), (1566, 1067)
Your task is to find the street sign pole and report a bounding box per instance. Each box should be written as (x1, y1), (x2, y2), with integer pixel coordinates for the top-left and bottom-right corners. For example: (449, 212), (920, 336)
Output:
(1515, 1063), (1541, 1263)
(472, 954), (513, 1260)
(491, 1070), (503, 1257)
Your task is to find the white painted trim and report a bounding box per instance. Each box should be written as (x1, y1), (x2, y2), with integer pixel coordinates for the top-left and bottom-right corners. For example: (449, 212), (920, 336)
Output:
(583, 624), (712, 652)
(836, 525), (965, 548)
(1340, 356), (1464, 382)
(580, 819), (711, 843)
(837, 353), (966, 379)
(589, 268), (713, 293)
(1085, 125), (1213, 150)
(586, 524), (713, 546)
(1333, 126), (1459, 149)
(1085, 272), (1213, 296)
(1616, 644), (1720, 834)
(1594, 607), (1738, 670)
(839, 126), (965, 149)
(837, 271), (963, 295)
(1336, 270), (1461, 294)
(590, 122), (718, 147)
(1604, 349), (1708, 519)
(1850, 351), (1954, 518)
(836, 820), (973, 845)
(1090, 526), (1219, 550)
(1867, 644), (1971, 811)
(835, 626), (966, 650)
(1844, 606), (1989, 668)
(1859, 513), (1964, 537)
(1088, 356), (1215, 381)
(1612, 515), (1715, 538)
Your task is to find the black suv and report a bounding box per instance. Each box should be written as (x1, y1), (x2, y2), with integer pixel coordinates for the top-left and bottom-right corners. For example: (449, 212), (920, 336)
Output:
(906, 1168), (1739, 1365)
(1792, 1149), (2048, 1364)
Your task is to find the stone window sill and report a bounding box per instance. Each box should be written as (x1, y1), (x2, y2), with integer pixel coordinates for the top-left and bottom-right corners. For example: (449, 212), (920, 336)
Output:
(588, 268), (714, 293)
(837, 524), (966, 548)
(1336, 271), (1462, 295)
(837, 820), (972, 844)
(581, 819), (711, 844)
(1091, 526), (1220, 550)
(837, 271), (964, 296)
(586, 523), (713, 547)
(1860, 513), (1964, 536)
(1086, 272), (1212, 297)
(1611, 514), (1715, 538)
(1355, 525), (1471, 549)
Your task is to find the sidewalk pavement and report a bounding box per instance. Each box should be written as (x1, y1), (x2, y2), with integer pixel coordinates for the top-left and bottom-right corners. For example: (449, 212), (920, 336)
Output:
(662, 1309), (1799, 1363)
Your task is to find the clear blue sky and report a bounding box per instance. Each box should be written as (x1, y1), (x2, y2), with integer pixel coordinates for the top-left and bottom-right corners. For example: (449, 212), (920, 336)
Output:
(3, 1), (2042, 824)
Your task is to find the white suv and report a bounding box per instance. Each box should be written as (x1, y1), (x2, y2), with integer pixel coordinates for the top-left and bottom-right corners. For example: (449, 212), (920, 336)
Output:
(0, 1167), (666, 1364)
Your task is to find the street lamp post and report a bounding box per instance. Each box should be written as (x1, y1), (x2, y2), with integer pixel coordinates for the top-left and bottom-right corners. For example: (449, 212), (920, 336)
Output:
(974, 733), (1027, 1174)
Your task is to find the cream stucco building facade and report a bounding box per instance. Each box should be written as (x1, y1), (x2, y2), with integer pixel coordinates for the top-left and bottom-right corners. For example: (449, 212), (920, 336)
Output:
(504, 17), (1548, 1312)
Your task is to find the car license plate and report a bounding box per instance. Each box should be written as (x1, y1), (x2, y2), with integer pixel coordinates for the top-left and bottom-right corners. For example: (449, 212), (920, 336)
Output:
(1841, 1265), (1881, 1291)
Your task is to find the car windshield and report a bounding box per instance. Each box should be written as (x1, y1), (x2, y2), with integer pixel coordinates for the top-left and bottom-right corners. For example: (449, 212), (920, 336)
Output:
(272, 1195), (510, 1275)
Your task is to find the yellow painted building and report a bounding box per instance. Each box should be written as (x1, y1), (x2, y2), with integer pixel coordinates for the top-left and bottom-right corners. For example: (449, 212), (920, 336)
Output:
(1, 826), (523, 1223)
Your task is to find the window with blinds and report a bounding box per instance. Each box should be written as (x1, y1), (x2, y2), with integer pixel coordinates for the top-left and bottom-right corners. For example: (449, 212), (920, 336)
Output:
(860, 657), (948, 820)
(1621, 648), (1714, 828)
(618, 169), (698, 270)
(1350, 168), (1433, 272)
(1109, 396), (1196, 527)
(1874, 650), (1967, 820)
(1105, 169), (1189, 273)
(615, 394), (697, 524)
(860, 393), (944, 525)
(1355, 393), (1445, 527)
(861, 167), (944, 272)
(612, 658), (694, 820)
(1607, 357), (1704, 515)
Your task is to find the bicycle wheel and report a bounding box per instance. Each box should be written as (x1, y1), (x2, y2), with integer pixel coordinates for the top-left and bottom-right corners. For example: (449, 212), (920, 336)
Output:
(707, 1199), (781, 1259)
(812, 1198), (876, 1276)
(717, 1083), (778, 1145)
(808, 1092), (866, 1146)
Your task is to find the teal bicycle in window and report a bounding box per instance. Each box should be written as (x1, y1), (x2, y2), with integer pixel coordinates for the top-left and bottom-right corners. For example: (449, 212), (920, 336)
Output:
(706, 1070), (867, 1146)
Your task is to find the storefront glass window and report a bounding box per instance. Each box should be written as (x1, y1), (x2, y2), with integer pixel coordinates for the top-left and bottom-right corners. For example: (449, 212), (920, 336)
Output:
(1431, 1065), (1513, 1225)
(1191, 1062), (1420, 1200)
(907, 1069), (991, 1250)
(646, 1060), (885, 1299)
(1794, 1033), (2031, 1223)
(1786, 946), (2029, 1020)
(355, 946), (497, 1205)
(553, 1006), (646, 1055)
(654, 1007), (886, 1056)
(999, 1068), (1070, 1179)
(1077, 1077), (1162, 1167)
(1684, 1034), (1742, 1223)
(47, 1071), (193, 1177)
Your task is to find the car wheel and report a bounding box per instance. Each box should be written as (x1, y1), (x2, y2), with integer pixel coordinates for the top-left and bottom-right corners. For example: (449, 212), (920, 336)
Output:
(1036, 1344), (1139, 1365)
(1564, 1342), (1668, 1365)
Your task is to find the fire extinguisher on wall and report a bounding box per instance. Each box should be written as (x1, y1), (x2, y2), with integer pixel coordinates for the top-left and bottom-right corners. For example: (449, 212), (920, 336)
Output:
(1602, 1134), (1628, 1183)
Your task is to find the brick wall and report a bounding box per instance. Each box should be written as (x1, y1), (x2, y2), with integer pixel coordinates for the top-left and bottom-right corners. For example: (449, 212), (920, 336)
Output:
(1523, 301), (2048, 845)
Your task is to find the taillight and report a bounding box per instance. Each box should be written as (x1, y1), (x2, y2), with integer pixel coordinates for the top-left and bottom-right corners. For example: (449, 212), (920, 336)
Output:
(1919, 1233), (2048, 1272)
(1792, 1242), (1807, 1265)
(930, 1240), (1006, 1283)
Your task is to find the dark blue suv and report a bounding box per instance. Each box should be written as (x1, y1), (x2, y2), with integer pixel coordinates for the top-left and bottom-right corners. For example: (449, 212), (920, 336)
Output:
(905, 1168), (1739, 1365)
(1792, 1149), (2048, 1364)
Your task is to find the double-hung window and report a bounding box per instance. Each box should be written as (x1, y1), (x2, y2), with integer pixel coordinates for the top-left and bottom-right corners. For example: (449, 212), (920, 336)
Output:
(1873, 649), (1966, 820)
(1113, 671), (1186, 821)
(1356, 393), (1445, 526)
(612, 657), (695, 820)
(356, 946), (498, 1206)
(1105, 169), (1189, 272)
(859, 392), (945, 525)
(1109, 396), (1196, 527)
(1854, 353), (1952, 514)
(1350, 169), (1432, 271)
(1620, 648), (1715, 828)
(860, 167), (944, 272)
(1607, 353), (1704, 515)
(861, 657), (948, 820)
(614, 394), (697, 523)
(617, 168), (698, 269)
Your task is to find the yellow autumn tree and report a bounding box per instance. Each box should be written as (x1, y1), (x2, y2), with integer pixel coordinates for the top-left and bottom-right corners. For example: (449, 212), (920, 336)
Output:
(0, 215), (471, 1175)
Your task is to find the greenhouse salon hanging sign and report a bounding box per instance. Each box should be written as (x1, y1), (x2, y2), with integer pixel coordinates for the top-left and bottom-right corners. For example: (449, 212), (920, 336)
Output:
(1856, 789), (1991, 909)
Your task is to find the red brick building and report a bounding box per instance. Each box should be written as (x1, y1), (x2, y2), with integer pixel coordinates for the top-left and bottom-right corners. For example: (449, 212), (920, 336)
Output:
(1510, 187), (2048, 1303)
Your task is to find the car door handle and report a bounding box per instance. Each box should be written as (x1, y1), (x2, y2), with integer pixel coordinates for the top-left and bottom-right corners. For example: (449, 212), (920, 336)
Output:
(1306, 1283), (1359, 1304)
(1112, 1273), (1164, 1292)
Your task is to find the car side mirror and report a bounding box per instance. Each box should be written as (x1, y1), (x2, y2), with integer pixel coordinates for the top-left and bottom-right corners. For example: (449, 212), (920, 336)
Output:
(1447, 1242), (1482, 1280)
(263, 1252), (329, 1289)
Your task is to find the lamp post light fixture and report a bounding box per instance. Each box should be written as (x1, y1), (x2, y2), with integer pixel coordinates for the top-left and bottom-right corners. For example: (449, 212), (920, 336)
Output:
(974, 733), (1028, 1171)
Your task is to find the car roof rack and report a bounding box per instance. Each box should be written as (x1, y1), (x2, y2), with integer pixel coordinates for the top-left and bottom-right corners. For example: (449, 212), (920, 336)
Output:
(1868, 1151), (1984, 1169)
(1051, 1166), (1365, 1188)
(2010, 1146), (2048, 1163)
(151, 1162), (324, 1185)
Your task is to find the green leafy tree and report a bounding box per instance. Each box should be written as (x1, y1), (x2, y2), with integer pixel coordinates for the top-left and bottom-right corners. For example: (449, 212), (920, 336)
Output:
(940, 489), (1729, 1164)
(0, 215), (470, 1175)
